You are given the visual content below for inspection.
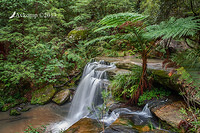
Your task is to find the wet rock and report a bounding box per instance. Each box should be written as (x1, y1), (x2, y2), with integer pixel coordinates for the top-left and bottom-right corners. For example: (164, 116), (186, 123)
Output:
(105, 125), (138, 133)
(146, 129), (170, 133)
(105, 116), (138, 133)
(133, 125), (150, 132)
(52, 87), (71, 105)
(31, 85), (56, 105)
(10, 109), (21, 116)
(151, 101), (186, 128)
(64, 118), (102, 133)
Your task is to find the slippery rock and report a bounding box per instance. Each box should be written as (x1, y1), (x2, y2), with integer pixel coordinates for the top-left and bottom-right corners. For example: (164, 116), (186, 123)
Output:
(52, 87), (71, 105)
(64, 118), (102, 133)
(31, 85), (56, 105)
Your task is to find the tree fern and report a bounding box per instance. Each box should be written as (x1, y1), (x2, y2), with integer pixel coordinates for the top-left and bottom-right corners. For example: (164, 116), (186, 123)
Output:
(85, 35), (115, 45)
(94, 13), (147, 32)
(146, 17), (200, 39)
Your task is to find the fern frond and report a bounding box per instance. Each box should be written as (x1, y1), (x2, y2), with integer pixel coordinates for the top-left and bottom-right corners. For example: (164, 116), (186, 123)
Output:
(85, 35), (115, 45)
(95, 13), (147, 31)
(146, 17), (200, 39)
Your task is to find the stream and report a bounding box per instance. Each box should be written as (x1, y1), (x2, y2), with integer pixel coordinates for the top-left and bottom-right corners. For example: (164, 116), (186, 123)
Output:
(0, 60), (168, 133)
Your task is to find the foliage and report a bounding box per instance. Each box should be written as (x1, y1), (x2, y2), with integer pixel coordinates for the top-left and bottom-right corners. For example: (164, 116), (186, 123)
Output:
(140, 0), (200, 24)
(66, 0), (135, 27)
(111, 66), (142, 101)
(176, 67), (200, 132)
(146, 17), (200, 39)
(23, 125), (46, 133)
(172, 50), (200, 72)
(89, 89), (110, 132)
(138, 88), (171, 106)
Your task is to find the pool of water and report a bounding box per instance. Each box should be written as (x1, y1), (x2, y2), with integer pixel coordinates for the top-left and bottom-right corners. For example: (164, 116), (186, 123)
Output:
(0, 102), (71, 133)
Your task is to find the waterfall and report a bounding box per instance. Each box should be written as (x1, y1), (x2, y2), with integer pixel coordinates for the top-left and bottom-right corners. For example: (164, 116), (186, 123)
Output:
(49, 60), (154, 132)
(50, 60), (115, 132)
(67, 60), (115, 122)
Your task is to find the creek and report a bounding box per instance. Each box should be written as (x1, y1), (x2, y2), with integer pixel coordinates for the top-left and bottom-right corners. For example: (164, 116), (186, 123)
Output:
(0, 60), (168, 133)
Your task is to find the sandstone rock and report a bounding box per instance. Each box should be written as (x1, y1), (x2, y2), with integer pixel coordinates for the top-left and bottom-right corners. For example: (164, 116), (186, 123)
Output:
(151, 101), (186, 128)
(31, 85), (56, 105)
(52, 87), (71, 105)
(64, 118), (102, 133)
(105, 117), (138, 133)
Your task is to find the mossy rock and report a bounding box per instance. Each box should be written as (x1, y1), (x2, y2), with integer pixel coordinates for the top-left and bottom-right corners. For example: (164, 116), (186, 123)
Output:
(64, 118), (102, 133)
(115, 62), (135, 70)
(67, 27), (88, 41)
(31, 85), (56, 105)
(10, 109), (21, 116)
(151, 69), (180, 92)
(52, 87), (71, 105)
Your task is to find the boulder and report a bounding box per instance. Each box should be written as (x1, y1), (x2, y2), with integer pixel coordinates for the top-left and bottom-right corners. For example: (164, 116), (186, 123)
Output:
(64, 118), (102, 133)
(151, 69), (180, 93)
(31, 85), (56, 105)
(105, 116), (146, 133)
(151, 101), (187, 128)
(52, 87), (71, 105)
(67, 27), (88, 41)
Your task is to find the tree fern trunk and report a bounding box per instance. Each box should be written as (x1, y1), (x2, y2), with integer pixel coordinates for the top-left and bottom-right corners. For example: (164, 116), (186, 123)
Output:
(130, 50), (148, 104)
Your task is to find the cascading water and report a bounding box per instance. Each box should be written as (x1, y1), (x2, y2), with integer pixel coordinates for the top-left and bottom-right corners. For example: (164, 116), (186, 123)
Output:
(67, 60), (115, 124)
(49, 60), (155, 132)
(50, 60), (116, 132)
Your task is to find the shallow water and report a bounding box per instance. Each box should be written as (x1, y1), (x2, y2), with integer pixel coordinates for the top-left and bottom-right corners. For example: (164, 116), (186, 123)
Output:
(0, 103), (71, 133)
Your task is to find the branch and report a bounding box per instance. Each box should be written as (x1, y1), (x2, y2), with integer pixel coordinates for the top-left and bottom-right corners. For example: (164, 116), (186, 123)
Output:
(184, 38), (195, 49)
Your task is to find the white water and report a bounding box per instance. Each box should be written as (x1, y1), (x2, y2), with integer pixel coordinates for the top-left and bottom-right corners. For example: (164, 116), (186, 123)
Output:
(49, 60), (115, 132)
(49, 60), (153, 132)
(101, 104), (152, 126)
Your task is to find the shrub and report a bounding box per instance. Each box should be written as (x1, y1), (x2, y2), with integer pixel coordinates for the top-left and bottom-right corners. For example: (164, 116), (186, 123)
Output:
(138, 88), (171, 106)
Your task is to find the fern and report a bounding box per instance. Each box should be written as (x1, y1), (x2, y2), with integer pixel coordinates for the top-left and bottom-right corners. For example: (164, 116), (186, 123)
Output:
(94, 13), (147, 32)
(146, 17), (200, 39)
(85, 35), (115, 45)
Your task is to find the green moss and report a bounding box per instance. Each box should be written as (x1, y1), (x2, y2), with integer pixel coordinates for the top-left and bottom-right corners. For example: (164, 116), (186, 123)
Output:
(67, 29), (88, 41)
(31, 85), (56, 105)
(151, 69), (180, 92)
(10, 109), (21, 116)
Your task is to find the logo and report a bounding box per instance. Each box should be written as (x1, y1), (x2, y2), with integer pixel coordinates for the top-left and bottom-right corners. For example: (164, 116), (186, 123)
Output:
(9, 11), (16, 19)
(9, 11), (57, 19)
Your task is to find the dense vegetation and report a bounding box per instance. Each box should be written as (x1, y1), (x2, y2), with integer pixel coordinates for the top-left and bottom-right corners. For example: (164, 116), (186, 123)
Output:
(0, 0), (200, 131)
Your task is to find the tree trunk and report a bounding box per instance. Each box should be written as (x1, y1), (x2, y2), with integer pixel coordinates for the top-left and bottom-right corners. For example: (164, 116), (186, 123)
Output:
(141, 51), (148, 94)
(129, 50), (148, 104)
